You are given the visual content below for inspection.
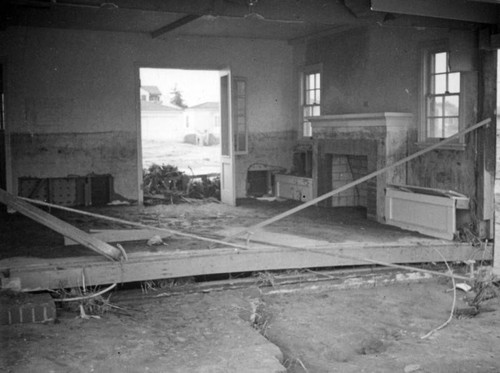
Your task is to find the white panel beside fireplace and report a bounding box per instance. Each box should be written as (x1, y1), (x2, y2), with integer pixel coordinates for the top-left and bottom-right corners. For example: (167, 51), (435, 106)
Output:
(385, 186), (469, 240)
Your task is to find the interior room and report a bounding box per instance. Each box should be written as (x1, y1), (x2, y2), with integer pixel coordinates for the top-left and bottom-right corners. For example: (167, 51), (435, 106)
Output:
(1, 1), (500, 372)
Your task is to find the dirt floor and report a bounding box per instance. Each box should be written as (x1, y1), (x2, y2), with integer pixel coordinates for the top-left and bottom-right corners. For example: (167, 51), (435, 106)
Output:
(1, 199), (499, 372)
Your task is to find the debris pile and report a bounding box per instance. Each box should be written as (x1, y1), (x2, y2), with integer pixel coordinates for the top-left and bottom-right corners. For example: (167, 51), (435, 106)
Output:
(453, 265), (499, 319)
(143, 163), (220, 203)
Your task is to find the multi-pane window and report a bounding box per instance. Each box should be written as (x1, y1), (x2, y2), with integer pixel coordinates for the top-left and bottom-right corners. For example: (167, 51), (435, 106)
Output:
(302, 67), (321, 137)
(425, 51), (461, 139)
(233, 77), (247, 154)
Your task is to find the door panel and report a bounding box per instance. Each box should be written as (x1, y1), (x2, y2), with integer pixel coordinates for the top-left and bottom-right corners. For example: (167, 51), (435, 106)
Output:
(220, 70), (236, 205)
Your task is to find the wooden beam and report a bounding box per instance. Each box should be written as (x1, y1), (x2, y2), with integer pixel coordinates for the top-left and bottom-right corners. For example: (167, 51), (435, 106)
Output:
(0, 188), (123, 261)
(495, 212), (500, 275)
(371, 0), (499, 24)
(151, 14), (201, 38)
(1, 241), (487, 290)
(64, 229), (172, 246)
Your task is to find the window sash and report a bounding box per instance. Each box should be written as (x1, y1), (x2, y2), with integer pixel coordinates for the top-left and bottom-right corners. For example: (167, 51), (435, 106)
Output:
(233, 77), (247, 154)
(301, 67), (321, 137)
(424, 49), (461, 140)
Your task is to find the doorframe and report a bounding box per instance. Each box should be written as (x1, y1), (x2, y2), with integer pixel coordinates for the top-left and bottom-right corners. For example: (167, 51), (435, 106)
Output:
(494, 50), (500, 274)
(134, 63), (231, 205)
(0, 57), (12, 196)
(219, 67), (237, 205)
(134, 63), (144, 205)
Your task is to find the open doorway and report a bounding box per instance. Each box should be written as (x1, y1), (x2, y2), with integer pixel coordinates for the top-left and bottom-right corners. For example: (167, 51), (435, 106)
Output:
(139, 68), (221, 174)
(139, 68), (223, 202)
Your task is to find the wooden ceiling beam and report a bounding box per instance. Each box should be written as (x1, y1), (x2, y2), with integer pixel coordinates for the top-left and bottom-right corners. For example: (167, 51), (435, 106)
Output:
(11, 0), (359, 25)
(151, 14), (201, 38)
(371, 0), (499, 24)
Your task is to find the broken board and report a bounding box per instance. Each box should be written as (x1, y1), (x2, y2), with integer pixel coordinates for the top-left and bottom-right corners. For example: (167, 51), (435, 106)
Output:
(0, 188), (122, 261)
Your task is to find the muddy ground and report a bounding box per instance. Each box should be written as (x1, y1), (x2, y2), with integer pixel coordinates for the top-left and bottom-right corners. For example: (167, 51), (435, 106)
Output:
(1, 274), (500, 373)
(1, 199), (499, 372)
(262, 279), (500, 373)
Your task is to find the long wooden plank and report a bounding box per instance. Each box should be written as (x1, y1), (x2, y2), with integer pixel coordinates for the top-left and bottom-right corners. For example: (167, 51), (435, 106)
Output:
(0, 188), (122, 261)
(64, 229), (173, 246)
(19, 197), (250, 251)
(1, 242), (488, 290)
(229, 118), (492, 239)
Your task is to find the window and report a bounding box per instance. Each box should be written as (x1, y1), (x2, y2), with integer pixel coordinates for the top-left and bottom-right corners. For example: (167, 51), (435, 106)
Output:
(419, 43), (463, 147)
(301, 65), (322, 137)
(233, 77), (247, 154)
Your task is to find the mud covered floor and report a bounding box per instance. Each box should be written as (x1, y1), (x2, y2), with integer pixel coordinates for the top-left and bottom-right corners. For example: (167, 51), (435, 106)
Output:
(0, 198), (441, 260)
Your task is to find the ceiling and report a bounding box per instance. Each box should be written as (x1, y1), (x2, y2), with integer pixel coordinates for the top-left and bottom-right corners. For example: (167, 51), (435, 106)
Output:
(2, 0), (499, 41)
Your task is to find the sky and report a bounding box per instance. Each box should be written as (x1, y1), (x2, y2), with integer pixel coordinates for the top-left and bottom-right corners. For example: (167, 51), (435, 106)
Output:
(140, 68), (220, 107)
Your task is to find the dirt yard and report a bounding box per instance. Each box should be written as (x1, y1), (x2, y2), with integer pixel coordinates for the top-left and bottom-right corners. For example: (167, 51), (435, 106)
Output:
(1, 200), (499, 372)
(142, 139), (220, 175)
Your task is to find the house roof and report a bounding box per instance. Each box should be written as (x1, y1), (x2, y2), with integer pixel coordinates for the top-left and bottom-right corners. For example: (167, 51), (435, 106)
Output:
(188, 102), (220, 110)
(141, 86), (162, 95)
(141, 101), (182, 112)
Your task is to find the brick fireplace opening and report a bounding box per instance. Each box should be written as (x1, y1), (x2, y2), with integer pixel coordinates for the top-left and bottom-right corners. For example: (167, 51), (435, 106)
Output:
(310, 113), (412, 222)
(331, 155), (368, 207)
(314, 138), (379, 219)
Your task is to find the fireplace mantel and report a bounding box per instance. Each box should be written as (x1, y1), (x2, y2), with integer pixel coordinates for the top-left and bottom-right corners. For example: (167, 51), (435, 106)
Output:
(309, 112), (412, 129)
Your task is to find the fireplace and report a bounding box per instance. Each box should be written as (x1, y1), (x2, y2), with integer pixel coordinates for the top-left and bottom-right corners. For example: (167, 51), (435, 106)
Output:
(309, 113), (412, 222)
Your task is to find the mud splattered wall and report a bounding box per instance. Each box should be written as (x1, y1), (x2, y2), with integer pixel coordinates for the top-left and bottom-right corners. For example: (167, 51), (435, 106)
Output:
(295, 26), (491, 225)
(0, 27), (295, 200)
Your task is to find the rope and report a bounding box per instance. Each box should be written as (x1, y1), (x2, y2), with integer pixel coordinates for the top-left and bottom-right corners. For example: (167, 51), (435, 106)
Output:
(53, 283), (117, 303)
(420, 248), (457, 339)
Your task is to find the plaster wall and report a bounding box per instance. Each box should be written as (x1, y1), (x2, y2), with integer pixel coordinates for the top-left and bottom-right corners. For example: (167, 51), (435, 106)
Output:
(0, 27), (295, 200)
(297, 26), (482, 212)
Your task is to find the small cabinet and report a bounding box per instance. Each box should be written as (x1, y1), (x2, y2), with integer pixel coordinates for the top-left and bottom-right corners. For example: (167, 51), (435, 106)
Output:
(275, 174), (313, 202)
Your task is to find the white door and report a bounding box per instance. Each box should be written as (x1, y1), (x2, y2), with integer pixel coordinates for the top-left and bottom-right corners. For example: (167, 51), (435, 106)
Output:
(220, 69), (236, 205)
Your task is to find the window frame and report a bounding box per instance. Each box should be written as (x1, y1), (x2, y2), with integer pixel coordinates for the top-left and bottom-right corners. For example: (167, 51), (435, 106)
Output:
(300, 64), (322, 138)
(418, 41), (466, 150)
